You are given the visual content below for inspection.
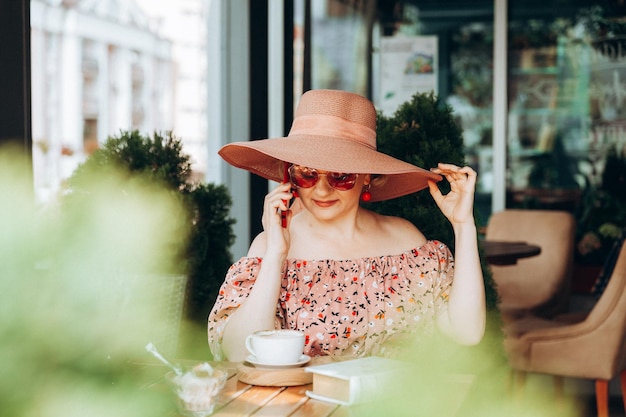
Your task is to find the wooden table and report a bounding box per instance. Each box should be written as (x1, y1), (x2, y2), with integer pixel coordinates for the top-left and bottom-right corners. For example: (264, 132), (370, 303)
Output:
(481, 240), (541, 265)
(212, 375), (342, 417)
(154, 361), (342, 417)
(158, 361), (473, 417)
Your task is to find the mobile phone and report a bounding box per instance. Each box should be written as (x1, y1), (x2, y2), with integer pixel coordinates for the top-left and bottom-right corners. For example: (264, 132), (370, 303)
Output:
(281, 163), (290, 228)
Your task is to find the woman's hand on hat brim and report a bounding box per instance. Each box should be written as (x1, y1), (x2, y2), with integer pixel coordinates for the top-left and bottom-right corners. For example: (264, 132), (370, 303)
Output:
(428, 163), (477, 226)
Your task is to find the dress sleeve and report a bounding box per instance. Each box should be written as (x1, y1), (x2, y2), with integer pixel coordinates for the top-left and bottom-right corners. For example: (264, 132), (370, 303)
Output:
(207, 257), (262, 360)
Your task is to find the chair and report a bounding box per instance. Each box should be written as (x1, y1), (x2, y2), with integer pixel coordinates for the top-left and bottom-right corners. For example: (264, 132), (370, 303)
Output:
(503, 241), (626, 417)
(485, 209), (576, 320)
(113, 272), (188, 357)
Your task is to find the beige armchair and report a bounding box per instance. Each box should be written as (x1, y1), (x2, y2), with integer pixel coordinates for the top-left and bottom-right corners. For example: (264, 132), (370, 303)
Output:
(503, 242), (626, 417)
(485, 209), (576, 320)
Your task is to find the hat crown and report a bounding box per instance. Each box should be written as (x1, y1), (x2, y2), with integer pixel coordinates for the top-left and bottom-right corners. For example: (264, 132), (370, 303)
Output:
(295, 90), (376, 131)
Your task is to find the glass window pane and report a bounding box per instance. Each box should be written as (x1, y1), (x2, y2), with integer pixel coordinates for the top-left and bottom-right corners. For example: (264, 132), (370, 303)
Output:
(408, 2), (495, 224)
(507, 1), (626, 268)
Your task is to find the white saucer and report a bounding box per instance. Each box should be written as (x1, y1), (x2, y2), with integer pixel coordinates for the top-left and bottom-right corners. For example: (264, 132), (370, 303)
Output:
(246, 354), (311, 369)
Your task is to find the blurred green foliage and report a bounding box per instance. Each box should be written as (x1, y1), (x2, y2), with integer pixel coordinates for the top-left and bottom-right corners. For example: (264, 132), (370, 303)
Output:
(68, 130), (236, 330)
(357, 331), (584, 417)
(1, 146), (180, 416)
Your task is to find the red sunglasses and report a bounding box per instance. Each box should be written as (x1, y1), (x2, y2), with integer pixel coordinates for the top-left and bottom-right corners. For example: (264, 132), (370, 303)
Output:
(289, 165), (358, 191)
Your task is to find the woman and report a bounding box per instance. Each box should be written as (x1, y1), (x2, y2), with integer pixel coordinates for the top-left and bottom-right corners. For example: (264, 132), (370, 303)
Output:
(208, 89), (485, 362)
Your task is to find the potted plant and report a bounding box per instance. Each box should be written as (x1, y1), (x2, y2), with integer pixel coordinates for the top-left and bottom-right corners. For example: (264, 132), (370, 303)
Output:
(576, 5), (626, 47)
(573, 147), (626, 291)
(67, 130), (235, 357)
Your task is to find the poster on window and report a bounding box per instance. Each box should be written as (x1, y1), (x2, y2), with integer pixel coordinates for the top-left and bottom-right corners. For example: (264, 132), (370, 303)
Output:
(378, 35), (438, 116)
(589, 37), (626, 154)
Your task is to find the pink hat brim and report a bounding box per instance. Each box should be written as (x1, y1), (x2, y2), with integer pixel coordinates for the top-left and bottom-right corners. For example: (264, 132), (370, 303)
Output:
(218, 134), (441, 202)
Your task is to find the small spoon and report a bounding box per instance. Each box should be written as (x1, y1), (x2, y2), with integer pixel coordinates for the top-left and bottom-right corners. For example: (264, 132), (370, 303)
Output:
(145, 342), (183, 376)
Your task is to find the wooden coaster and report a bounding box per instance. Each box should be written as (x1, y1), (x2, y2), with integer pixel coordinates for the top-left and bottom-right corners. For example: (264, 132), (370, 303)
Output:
(237, 362), (313, 386)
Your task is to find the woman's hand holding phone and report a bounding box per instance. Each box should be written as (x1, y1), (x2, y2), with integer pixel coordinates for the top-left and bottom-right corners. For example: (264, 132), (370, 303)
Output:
(281, 164), (290, 228)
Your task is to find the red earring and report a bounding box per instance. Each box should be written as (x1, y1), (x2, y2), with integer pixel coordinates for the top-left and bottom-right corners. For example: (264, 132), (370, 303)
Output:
(292, 189), (299, 198)
(360, 185), (372, 202)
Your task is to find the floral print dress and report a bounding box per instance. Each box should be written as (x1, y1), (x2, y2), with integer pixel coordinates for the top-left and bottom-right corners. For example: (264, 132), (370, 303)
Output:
(207, 240), (453, 360)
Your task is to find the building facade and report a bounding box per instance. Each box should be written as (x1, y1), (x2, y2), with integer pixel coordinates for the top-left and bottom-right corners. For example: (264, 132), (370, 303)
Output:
(30, 0), (209, 202)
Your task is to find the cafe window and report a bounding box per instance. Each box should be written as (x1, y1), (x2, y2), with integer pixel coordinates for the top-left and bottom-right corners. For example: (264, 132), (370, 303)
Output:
(298, 0), (626, 228)
(506, 2), (626, 208)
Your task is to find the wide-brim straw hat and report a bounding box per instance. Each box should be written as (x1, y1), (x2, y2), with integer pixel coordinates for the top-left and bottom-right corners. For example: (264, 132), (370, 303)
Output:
(218, 89), (442, 202)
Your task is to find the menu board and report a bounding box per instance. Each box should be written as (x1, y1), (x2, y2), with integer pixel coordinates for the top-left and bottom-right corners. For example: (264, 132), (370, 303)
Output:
(589, 37), (626, 154)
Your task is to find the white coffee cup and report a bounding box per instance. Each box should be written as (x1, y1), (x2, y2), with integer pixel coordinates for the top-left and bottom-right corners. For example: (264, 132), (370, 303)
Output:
(245, 329), (305, 365)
